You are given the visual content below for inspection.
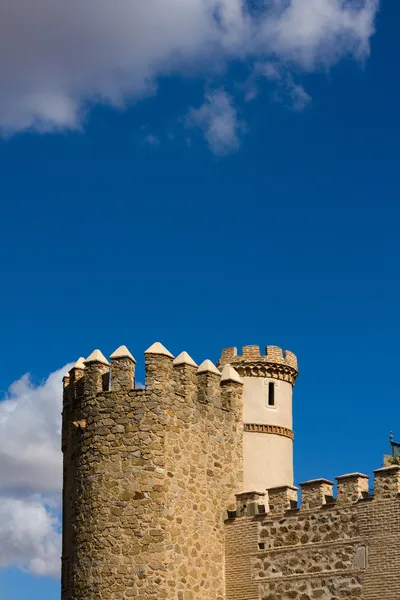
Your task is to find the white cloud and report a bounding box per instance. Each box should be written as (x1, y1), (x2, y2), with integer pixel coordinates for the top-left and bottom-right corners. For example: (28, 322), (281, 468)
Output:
(0, 497), (61, 577)
(259, 0), (379, 70)
(0, 368), (68, 496)
(186, 90), (243, 155)
(0, 365), (71, 577)
(0, 0), (379, 136)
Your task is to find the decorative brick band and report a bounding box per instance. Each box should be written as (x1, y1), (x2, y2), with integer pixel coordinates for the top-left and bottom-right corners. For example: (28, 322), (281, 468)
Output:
(233, 362), (298, 385)
(244, 423), (294, 440)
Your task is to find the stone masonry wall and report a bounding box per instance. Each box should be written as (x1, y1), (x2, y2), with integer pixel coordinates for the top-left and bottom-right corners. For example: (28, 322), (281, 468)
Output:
(256, 504), (364, 600)
(61, 346), (243, 600)
(224, 469), (400, 600)
(164, 362), (243, 600)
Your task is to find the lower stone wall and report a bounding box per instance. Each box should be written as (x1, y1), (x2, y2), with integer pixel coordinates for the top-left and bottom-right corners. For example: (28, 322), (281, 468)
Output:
(224, 496), (400, 600)
(255, 542), (364, 579)
(259, 574), (363, 600)
(257, 505), (364, 600)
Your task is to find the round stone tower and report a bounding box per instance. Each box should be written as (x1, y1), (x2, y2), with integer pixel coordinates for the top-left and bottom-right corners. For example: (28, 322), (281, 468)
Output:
(218, 345), (298, 492)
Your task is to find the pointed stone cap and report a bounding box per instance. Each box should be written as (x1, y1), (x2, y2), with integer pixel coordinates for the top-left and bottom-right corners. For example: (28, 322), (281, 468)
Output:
(144, 342), (174, 358)
(221, 364), (243, 384)
(173, 351), (198, 367)
(84, 349), (110, 366)
(71, 357), (86, 370)
(197, 359), (221, 375)
(110, 345), (136, 363)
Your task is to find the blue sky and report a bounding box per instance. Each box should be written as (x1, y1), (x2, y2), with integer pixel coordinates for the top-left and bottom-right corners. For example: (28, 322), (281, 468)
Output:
(0, 0), (399, 598)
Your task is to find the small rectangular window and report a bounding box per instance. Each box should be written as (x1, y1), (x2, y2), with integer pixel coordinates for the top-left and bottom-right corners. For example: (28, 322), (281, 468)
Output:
(268, 382), (275, 406)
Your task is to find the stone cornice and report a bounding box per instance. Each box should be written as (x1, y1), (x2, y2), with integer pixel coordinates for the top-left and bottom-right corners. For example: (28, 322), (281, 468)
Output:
(244, 423), (294, 440)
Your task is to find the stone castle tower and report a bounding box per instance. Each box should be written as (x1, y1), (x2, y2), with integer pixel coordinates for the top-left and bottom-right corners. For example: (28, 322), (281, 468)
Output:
(61, 342), (400, 600)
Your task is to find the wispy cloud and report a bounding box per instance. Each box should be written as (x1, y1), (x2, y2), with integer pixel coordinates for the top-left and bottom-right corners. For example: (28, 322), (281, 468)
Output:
(143, 134), (160, 147)
(246, 62), (312, 111)
(0, 0), (379, 139)
(0, 365), (71, 577)
(186, 90), (243, 155)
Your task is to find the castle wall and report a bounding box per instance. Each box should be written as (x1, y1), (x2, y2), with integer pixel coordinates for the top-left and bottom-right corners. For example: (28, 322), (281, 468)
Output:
(61, 346), (243, 600)
(256, 504), (364, 600)
(225, 469), (400, 600)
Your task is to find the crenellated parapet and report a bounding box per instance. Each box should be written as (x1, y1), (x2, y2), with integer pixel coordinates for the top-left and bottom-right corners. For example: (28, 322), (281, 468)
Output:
(218, 344), (298, 385)
(63, 342), (245, 413)
(227, 466), (400, 519)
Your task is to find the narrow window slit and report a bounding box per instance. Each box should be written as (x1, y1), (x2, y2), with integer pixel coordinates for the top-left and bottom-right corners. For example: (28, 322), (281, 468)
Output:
(268, 382), (275, 406)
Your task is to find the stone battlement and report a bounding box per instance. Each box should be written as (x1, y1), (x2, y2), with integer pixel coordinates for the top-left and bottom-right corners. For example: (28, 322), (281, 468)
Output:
(218, 345), (298, 384)
(63, 343), (244, 414)
(228, 466), (400, 519)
